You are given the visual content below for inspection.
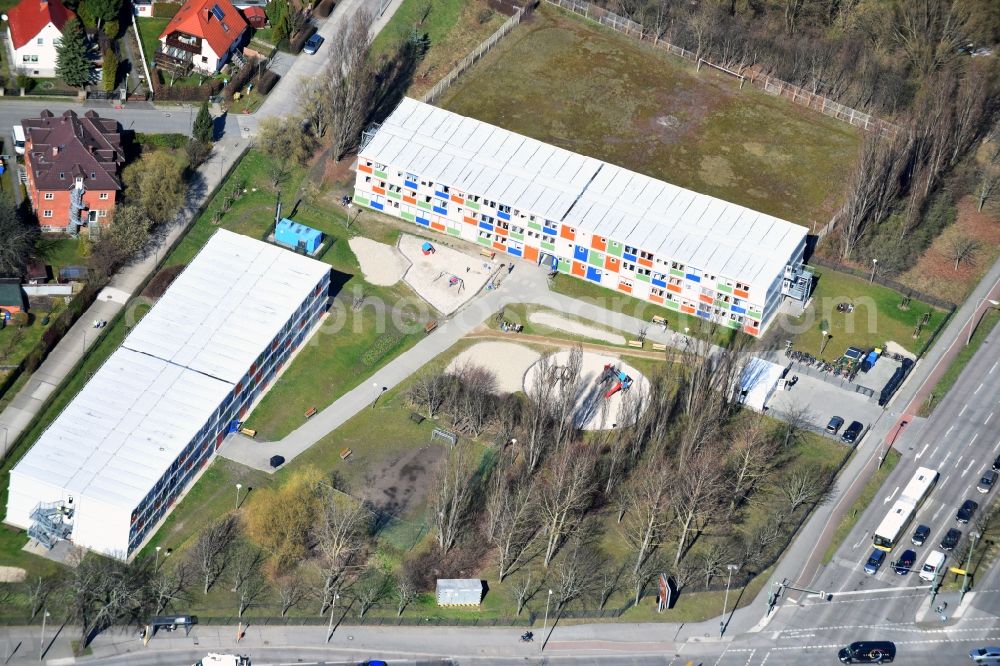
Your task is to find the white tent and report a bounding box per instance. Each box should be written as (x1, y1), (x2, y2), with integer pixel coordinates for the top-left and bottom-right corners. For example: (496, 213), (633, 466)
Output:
(739, 357), (787, 412)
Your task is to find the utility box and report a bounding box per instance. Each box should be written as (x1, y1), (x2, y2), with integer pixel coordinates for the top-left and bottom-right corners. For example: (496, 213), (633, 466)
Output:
(275, 218), (322, 255)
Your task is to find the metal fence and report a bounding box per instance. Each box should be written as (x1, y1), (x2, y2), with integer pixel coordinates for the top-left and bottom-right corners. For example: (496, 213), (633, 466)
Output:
(421, 6), (527, 105)
(809, 256), (957, 312)
(545, 0), (898, 136)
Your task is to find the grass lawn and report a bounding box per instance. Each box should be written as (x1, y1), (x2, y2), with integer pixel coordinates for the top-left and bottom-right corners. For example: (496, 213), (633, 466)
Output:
(136, 17), (171, 64)
(822, 448), (900, 564)
(776, 267), (948, 360)
(228, 89), (263, 114)
(35, 236), (84, 273)
(918, 309), (1000, 416)
(440, 3), (859, 228)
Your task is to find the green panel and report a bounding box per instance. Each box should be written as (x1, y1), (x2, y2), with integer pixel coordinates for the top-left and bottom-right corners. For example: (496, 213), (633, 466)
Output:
(466, 201), (480, 210)
(665, 299), (679, 310)
(416, 200), (432, 211)
(477, 237), (492, 247)
(606, 243), (623, 258)
(527, 221), (542, 231)
(387, 191), (401, 200)
(557, 258), (571, 273)
(669, 268), (685, 277)
(749, 310), (763, 319)
(727, 319), (741, 329)
(446, 227), (460, 237)
(635, 273), (650, 283)
(373, 170), (387, 178)
(716, 283), (733, 294)
(714, 299), (728, 309)
(400, 211), (415, 221)
(541, 241), (556, 252)
(510, 231), (524, 241)
(588, 250), (603, 267)
(354, 195), (370, 206)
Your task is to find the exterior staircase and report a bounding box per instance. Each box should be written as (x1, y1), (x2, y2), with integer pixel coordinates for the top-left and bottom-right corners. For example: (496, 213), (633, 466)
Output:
(28, 502), (72, 549)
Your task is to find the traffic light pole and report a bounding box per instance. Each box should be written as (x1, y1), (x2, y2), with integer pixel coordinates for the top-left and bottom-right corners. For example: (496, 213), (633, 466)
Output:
(766, 578), (830, 615)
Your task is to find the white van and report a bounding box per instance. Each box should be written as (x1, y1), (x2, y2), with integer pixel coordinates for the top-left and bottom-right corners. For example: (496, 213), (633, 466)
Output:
(919, 550), (946, 582)
(11, 125), (25, 155)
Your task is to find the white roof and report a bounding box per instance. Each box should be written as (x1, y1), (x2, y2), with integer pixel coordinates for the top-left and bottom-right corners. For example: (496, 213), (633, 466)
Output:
(124, 229), (330, 384)
(12, 347), (233, 509)
(739, 357), (786, 411)
(362, 98), (808, 293)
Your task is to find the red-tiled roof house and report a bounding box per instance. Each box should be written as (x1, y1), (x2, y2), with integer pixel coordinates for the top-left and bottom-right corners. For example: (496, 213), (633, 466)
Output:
(157, 0), (248, 74)
(4, 0), (76, 77)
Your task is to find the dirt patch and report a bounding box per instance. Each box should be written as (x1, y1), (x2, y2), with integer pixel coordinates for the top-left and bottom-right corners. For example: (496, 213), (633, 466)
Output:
(447, 341), (541, 393)
(0, 566), (26, 583)
(399, 234), (494, 314)
(349, 237), (408, 286)
(359, 443), (446, 518)
(528, 311), (626, 345)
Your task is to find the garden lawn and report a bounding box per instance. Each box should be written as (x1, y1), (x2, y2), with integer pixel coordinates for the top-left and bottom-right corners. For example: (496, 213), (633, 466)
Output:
(440, 3), (859, 227)
(136, 17), (170, 64)
(777, 267), (948, 360)
(918, 309), (1000, 416)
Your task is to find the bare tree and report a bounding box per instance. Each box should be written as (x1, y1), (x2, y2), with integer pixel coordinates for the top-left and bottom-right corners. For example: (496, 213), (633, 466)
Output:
(521, 352), (556, 472)
(394, 572), (418, 617)
(551, 532), (599, 610)
(228, 541), (265, 593)
(508, 572), (540, 616)
(325, 7), (375, 161)
(150, 561), (194, 614)
(672, 452), (722, 566)
(777, 401), (813, 449)
(727, 418), (777, 516)
(621, 463), (673, 575)
(977, 123), (1000, 211)
(22, 575), (61, 619)
(314, 485), (371, 614)
(189, 515), (238, 594)
(277, 572), (310, 617)
(548, 346), (583, 450)
(67, 553), (154, 648)
(598, 562), (625, 609)
(892, 0), (968, 77)
(698, 542), (729, 588)
(236, 570), (268, 618)
(539, 442), (596, 567)
(433, 442), (477, 554)
(449, 362), (499, 437)
(407, 370), (448, 420)
(947, 234), (982, 271)
(355, 567), (389, 619)
(485, 449), (538, 581)
(776, 464), (830, 515)
(839, 131), (906, 260)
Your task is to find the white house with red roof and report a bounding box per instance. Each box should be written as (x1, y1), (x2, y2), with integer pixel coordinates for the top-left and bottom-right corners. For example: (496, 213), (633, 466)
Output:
(4, 0), (76, 77)
(156, 0), (248, 74)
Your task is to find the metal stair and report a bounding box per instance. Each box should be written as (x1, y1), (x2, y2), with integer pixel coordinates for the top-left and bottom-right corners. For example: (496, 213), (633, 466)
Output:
(231, 49), (248, 70)
(28, 502), (72, 549)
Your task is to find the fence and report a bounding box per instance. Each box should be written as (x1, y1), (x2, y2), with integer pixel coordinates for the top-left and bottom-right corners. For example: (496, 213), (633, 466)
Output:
(544, 0), (898, 135)
(421, 6), (528, 105)
(809, 256), (957, 312)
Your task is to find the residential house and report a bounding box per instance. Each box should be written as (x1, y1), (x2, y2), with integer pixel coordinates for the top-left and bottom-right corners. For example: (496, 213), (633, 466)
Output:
(156, 0), (248, 74)
(22, 110), (124, 234)
(4, 0), (75, 77)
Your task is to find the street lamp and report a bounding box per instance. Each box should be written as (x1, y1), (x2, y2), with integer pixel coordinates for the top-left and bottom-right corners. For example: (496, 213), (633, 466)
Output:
(870, 259), (878, 284)
(966, 298), (1000, 345)
(541, 588), (553, 650)
(235, 483), (242, 511)
(325, 591), (340, 643)
(371, 383), (387, 409)
(39, 608), (50, 661)
(155, 546), (162, 569)
(720, 564), (738, 637)
(820, 329), (830, 354)
(961, 531), (980, 599)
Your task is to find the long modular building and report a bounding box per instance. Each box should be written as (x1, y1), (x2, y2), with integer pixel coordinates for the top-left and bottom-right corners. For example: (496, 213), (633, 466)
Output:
(354, 98), (812, 336)
(5, 230), (331, 557)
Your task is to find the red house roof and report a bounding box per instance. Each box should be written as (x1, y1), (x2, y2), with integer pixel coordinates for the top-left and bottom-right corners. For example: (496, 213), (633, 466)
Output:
(159, 0), (247, 58)
(6, 0), (75, 49)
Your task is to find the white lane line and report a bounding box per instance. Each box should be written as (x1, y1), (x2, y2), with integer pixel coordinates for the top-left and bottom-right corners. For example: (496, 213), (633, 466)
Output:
(929, 445), (940, 461)
(884, 487), (899, 504)
(939, 474), (950, 491)
(963, 459), (976, 477)
(975, 382), (984, 395)
(932, 503), (945, 522)
(853, 531), (870, 550)
(969, 432), (981, 447)
(947, 425), (956, 437)
(942, 449), (953, 465)
(956, 455), (964, 468)
(992, 361), (998, 374)
(759, 650), (772, 666)
(987, 412), (995, 425)
(915, 443), (929, 459)
(994, 438), (1000, 453)
(961, 404), (969, 416)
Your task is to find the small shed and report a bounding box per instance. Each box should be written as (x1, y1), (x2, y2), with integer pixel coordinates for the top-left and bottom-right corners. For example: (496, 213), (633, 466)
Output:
(58, 265), (88, 283)
(25, 261), (48, 284)
(274, 218), (323, 255)
(738, 356), (786, 412)
(240, 6), (266, 28)
(436, 578), (483, 607)
(0, 278), (27, 315)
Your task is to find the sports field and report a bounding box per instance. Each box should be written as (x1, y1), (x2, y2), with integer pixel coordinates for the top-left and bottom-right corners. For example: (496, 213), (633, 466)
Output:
(440, 4), (860, 227)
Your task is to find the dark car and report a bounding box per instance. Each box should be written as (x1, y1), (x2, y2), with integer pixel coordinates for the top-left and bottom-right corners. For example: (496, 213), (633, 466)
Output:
(912, 524), (931, 546)
(842, 421), (864, 444)
(969, 646), (1000, 663)
(827, 416), (845, 434)
(978, 470), (997, 494)
(303, 33), (324, 55)
(893, 549), (916, 575)
(838, 641), (896, 663)
(941, 528), (962, 551)
(864, 549), (886, 575)
(993, 455), (1000, 472)
(957, 499), (979, 524)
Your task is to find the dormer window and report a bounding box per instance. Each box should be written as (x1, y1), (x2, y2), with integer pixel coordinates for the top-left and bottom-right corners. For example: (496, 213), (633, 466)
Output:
(90, 172), (96, 179)
(59, 172), (65, 180)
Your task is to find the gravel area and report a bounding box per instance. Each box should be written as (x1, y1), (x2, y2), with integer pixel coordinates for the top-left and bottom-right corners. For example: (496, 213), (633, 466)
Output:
(528, 311), (627, 345)
(399, 235), (494, 315)
(448, 341), (541, 394)
(349, 237), (409, 286)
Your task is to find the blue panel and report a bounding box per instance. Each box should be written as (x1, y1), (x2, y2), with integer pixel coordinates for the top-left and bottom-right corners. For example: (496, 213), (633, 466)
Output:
(433, 206), (448, 215)
(479, 221), (493, 231)
(652, 278), (667, 288)
(731, 305), (746, 315)
(370, 201), (383, 211)
(586, 266), (602, 282)
(543, 227), (557, 236)
(574, 244), (588, 261)
(497, 210), (511, 221)
(404, 180), (418, 189)
(697, 310), (711, 319)
(434, 190), (448, 199)
(416, 216), (430, 226)
(685, 273), (701, 282)
(623, 252), (637, 262)
(508, 246), (522, 257)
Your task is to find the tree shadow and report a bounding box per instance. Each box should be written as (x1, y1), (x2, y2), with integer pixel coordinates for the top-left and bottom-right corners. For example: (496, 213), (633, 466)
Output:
(367, 39), (421, 126)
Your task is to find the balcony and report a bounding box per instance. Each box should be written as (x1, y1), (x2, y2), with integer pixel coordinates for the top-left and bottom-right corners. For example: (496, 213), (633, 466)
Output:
(156, 44), (194, 75)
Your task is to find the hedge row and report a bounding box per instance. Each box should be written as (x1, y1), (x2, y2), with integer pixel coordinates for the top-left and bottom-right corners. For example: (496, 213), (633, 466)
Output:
(315, 0), (336, 18)
(153, 2), (181, 18)
(288, 25), (316, 55)
(221, 58), (258, 99)
(257, 70), (279, 94)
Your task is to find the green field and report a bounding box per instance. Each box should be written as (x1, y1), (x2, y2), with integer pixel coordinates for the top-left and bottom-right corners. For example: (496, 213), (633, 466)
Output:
(440, 4), (859, 228)
(919, 309), (1000, 416)
(136, 17), (170, 65)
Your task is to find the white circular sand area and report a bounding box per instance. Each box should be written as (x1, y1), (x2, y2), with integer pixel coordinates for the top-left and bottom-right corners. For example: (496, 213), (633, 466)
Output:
(528, 311), (627, 345)
(523, 350), (649, 430)
(349, 237), (409, 286)
(447, 341), (541, 394)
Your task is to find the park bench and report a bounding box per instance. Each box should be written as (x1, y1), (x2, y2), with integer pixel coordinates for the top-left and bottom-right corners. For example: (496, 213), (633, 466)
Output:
(239, 427), (257, 438)
(480, 249), (496, 260)
(652, 343), (667, 352)
(410, 412), (426, 424)
(425, 320), (439, 334)
(651, 315), (667, 326)
(304, 406), (318, 418)
(339, 448), (353, 460)
(627, 340), (643, 348)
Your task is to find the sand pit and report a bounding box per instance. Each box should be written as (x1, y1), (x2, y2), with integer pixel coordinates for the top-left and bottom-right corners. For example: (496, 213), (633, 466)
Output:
(398, 235), (494, 314)
(349, 237), (408, 286)
(523, 350), (649, 430)
(528, 311), (627, 345)
(448, 341), (541, 394)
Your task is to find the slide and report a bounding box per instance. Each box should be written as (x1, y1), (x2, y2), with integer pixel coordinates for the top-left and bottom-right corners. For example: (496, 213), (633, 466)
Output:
(604, 381), (623, 399)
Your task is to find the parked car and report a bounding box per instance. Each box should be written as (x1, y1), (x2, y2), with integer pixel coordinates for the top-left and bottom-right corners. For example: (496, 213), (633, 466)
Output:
(957, 499), (979, 524)
(864, 549), (886, 575)
(303, 33), (325, 54)
(827, 416), (845, 434)
(893, 549), (916, 575)
(969, 647), (1000, 662)
(992, 454), (1000, 472)
(978, 470), (997, 494)
(912, 524), (931, 546)
(842, 421), (864, 444)
(941, 528), (962, 551)
(838, 641), (896, 663)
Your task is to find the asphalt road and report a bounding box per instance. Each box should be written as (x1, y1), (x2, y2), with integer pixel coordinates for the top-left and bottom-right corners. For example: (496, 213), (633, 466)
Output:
(0, 100), (205, 141)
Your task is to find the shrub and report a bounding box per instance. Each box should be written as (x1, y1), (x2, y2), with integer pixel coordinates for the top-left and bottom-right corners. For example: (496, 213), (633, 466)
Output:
(153, 2), (181, 18)
(257, 70), (279, 94)
(288, 25), (315, 55)
(360, 332), (401, 367)
(315, 0), (336, 18)
(222, 59), (258, 99)
(11, 312), (29, 328)
(136, 133), (189, 150)
(16, 73), (35, 91)
(103, 19), (120, 40)
(141, 264), (186, 298)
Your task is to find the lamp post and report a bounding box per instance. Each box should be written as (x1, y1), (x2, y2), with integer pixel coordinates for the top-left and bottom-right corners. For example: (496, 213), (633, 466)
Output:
(870, 259), (878, 284)
(325, 592), (340, 643)
(541, 588), (553, 650)
(235, 483), (242, 511)
(38, 609), (50, 661)
(961, 531), (980, 599)
(155, 546), (162, 569)
(820, 329), (829, 354)
(371, 383), (387, 409)
(720, 564), (738, 637)
(966, 298), (1000, 345)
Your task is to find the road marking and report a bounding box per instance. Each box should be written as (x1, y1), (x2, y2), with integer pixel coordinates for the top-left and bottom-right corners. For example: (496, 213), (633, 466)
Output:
(884, 486), (899, 504)
(932, 502), (945, 522)
(915, 443), (929, 459)
(941, 449), (953, 465)
(960, 404), (969, 416)
(969, 432), (981, 447)
(963, 459), (976, 477)
(946, 425), (955, 437)
(992, 361), (998, 374)
(852, 531), (870, 549)
(956, 454), (964, 468)
(759, 650), (772, 666)
(987, 412), (995, 425)
(975, 382), (984, 395)
(929, 445), (940, 461)
(995, 437), (1000, 453)
(743, 649), (755, 665)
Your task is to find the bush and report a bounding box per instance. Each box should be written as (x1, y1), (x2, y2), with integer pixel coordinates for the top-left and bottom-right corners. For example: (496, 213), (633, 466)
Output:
(16, 74), (35, 91)
(11, 312), (29, 328)
(288, 25), (315, 55)
(136, 132), (188, 150)
(141, 264), (186, 298)
(360, 332), (401, 367)
(222, 59), (258, 99)
(153, 2), (181, 18)
(103, 19), (120, 40)
(315, 0), (336, 18)
(151, 70), (222, 101)
(257, 70), (279, 94)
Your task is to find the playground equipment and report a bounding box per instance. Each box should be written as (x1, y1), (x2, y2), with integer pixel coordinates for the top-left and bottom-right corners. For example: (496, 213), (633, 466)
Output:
(421, 242), (436, 255)
(602, 363), (634, 399)
(434, 271), (465, 293)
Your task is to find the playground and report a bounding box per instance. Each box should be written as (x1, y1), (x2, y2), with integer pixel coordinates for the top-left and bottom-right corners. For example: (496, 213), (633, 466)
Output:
(447, 341), (541, 393)
(348, 237), (409, 286)
(522, 350), (649, 431)
(528, 311), (627, 345)
(398, 235), (495, 315)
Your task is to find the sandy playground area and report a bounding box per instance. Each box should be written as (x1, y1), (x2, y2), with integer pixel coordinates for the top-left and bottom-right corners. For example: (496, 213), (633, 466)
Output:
(522, 350), (649, 430)
(447, 341), (541, 394)
(528, 311), (627, 345)
(398, 235), (494, 315)
(349, 237), (409, 286)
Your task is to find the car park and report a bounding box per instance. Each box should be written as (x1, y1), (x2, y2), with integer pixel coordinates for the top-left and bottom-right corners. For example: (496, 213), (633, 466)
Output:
(838, 641), (896, 663)
(941, 528), (962, 551)
(957, 499), (979, 524)
(893, 549), (916, 575)
(842, 421), (864, 444)
(912, 524), (930, 546)
(864, 549), (886, 575)
(303, 33), (324, 55)
(977, 471), (997, 494)
(919, 550), (947, 582)
(827, 416), (845, 434)
(969, 647), (1000, 663)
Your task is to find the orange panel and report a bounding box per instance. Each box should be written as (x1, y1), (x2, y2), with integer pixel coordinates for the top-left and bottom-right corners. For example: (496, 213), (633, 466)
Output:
(680, 305), (695, 314)
(523, 245), (539, 263)
(745, 326), (759, 336)
(560, 225), (576, 241)
(403, 195), (416, 204)
(464, 216), (477, 225)
(591, 235), (606, 251)
(666, 284), (682, 293)
(735, 289), (749, 298)
(571, 261), (586, 277)
(493, 241), (507, 252)
(649, 294), (664, 304)
(372, 186), (385, 195)
(604, 256), (619, 272)
(358, 164), (372, 174)
(618, 284), (632, 294)
(450, 195), (464, 204)
(699, 294), (713, 304)
(495, 227), (508, 236)
(638, 257), (653, 268)
(431, 222), (445, 232)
